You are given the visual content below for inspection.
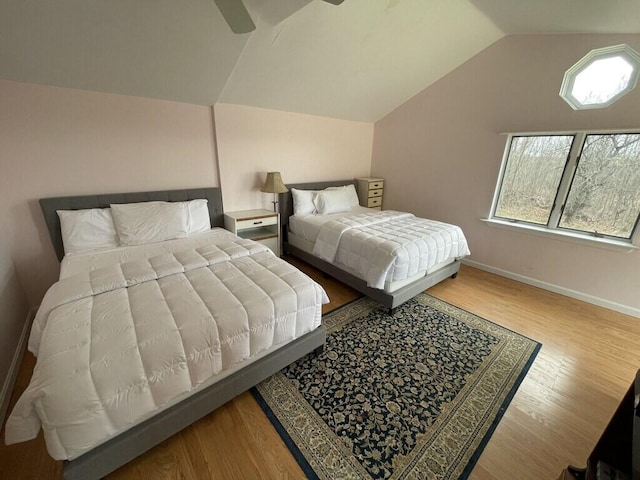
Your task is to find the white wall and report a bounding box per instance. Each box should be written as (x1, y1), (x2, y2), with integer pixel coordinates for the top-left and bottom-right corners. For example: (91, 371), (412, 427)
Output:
(0, 227), (29, 423)
(0, 79), (220, 306)
(0, 81), (376, 421)
(372, 34), (640, 315)
(0, 81), (376, 308)
(214, 103), (374, 212)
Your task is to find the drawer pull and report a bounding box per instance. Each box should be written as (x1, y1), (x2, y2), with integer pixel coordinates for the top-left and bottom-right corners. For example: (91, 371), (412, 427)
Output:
(253, 221), (263, 225)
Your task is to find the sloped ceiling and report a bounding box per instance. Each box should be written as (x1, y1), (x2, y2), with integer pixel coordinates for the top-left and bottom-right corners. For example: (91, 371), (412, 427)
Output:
(0, 0), (639, 122)
(469, 0), (640, 34)
(220, 0), (502, 121)
(0, 0), (248, 106)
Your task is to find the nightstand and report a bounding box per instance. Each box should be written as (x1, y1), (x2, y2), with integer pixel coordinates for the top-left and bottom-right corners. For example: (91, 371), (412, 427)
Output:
(224, 209), (280, 256)
(356, 177), (384, 210)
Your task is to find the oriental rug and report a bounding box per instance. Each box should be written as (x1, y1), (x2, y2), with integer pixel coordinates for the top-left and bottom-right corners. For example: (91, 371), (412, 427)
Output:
(253, 294), (541, 479)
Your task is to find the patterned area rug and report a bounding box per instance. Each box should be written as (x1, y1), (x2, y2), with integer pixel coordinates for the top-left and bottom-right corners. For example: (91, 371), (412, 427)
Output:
(253, 294), (541, 479)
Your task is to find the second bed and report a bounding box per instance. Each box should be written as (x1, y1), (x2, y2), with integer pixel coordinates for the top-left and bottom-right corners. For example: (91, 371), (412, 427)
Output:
(280, 180), (470, 309)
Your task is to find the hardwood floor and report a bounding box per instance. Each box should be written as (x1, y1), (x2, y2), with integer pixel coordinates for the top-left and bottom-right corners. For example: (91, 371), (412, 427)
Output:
(2, 262), (639, 479)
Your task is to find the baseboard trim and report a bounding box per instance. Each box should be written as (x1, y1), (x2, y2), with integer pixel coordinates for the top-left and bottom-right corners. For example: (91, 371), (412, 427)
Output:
(0, 306), (36, 426)
(462, 259), (640, 319)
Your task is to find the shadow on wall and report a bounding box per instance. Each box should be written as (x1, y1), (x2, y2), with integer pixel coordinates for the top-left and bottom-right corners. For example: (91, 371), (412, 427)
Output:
(8, 199), (61, 310)
(0, 244), (30, 424)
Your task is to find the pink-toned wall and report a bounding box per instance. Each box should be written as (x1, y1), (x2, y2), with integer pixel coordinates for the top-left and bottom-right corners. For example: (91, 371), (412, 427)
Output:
(214, 103), (374, 211)
(0, 79), (220, 306)
(372, 34), (640, 315)
(0, 225), (29, 423)
(0, 82), (375, 420)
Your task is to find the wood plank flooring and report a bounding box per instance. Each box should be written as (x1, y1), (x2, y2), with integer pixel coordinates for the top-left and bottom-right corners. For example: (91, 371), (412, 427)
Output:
(2, 262), (639, 479)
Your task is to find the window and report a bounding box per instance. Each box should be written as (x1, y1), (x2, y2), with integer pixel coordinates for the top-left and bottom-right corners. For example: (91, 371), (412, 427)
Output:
(560, 44), (640, 110)
(490, 132), (640, 244)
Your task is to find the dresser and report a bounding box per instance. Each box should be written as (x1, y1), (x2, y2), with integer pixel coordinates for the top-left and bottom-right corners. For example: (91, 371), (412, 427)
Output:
(223, 209), (280, 256)
(356, 177), (384, 210)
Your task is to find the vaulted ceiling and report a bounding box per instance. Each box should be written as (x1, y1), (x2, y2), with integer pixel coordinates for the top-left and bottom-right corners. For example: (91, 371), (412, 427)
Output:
(1, 0), (639, 122)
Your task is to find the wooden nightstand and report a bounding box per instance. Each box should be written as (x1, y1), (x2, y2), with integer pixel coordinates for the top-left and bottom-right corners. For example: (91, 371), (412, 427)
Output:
(224, 209), (281, 256)
(356, 177), (384, 210)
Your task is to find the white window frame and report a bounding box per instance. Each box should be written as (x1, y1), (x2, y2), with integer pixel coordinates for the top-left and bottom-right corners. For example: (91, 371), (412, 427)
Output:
(486, 130), (640, 251)
(559, 44), (640, 110)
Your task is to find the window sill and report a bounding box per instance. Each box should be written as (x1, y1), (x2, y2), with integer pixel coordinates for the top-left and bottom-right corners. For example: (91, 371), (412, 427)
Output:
(482, 218), (639, 252)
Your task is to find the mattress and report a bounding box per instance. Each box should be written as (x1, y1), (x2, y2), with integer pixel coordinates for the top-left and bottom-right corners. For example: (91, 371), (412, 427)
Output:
(289, 210), (469, 290)
(6, 232), (328, 461)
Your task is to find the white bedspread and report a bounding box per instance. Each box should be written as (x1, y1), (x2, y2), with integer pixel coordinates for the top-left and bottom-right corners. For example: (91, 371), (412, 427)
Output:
(59, 228), (237, 279)
(6, 239), (328, 461)
(313, 210), (470, 289)
(288, 206), (375, 242)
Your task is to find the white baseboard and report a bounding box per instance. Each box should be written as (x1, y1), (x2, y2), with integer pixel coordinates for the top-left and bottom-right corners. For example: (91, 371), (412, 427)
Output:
(0, 306), (35, 426)
(462, 259), (640, 319)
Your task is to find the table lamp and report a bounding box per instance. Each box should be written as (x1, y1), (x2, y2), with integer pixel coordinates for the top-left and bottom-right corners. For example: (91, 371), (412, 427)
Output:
(261, 172), (289, 212)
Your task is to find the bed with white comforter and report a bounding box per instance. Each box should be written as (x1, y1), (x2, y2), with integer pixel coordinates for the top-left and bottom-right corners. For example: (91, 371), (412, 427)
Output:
(281, 180), (470, 309)
(3, 188), (328, 480)
(6, 229), (328, 461)
(290, 209), (470, 290)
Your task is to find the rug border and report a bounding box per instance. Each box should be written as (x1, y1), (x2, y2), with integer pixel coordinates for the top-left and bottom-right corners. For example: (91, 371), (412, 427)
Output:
(322, 295), (364, 316)
(418, 293), (544, 478)
(458, 340), (541, 478)
(253, 294), (543, 479)
(249, 296), (367, 480)
(248, 296), (367, 479)
(251, 386), (320, 480)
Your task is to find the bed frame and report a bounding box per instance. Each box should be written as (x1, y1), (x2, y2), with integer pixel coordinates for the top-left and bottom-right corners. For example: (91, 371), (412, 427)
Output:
(279, 180), (461, 310)
(39, 187), (326, 480)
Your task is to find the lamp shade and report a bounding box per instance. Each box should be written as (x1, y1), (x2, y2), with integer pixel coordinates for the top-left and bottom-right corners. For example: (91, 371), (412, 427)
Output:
(261, 172), (289, 194)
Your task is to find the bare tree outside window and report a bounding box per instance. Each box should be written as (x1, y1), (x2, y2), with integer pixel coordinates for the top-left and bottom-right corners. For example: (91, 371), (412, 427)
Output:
(491, 131), (640, 243)
(560, 134), (640, 238)
(494, 136), (573, 225)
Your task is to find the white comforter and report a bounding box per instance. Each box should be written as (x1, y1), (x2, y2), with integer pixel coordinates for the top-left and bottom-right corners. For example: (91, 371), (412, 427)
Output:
(313, 211), (470, 289)
(6, 238), (328, 460)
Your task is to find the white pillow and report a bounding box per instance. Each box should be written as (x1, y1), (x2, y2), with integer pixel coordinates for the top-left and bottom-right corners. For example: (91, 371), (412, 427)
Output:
(326, 184), (359, 207)
(57, 208), (119, 255)
(291, 188), (318, 215)
(186, 199), (211, 234)
(110, 201), (189, 246)
(314, 189), (353, 215)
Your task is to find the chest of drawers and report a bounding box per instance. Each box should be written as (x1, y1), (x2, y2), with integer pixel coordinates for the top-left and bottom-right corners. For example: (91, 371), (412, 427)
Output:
(356, 177), (384, 210)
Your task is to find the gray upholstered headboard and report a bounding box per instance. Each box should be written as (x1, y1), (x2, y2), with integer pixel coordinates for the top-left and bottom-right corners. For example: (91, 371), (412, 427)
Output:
(40, 187), (224, 262)
(278, 180), (357, 241)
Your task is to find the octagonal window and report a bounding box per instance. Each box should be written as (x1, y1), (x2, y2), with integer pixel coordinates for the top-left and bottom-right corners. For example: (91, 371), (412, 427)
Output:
(560, 44), (640, 110)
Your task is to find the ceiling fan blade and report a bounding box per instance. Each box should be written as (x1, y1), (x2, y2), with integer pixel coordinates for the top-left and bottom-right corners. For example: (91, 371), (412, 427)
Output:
(214, 0), (256, 34)
(322, 0), (345, 4)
